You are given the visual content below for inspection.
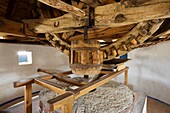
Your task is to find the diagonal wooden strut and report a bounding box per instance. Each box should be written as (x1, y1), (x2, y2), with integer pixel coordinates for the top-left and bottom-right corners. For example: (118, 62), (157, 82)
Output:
(38, 0), (85, 17)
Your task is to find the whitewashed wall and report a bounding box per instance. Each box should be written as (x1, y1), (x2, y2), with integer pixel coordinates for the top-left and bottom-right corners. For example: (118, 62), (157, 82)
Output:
(116, 41), (170, 104)
(0, 41), (170, 105)
(0, 43), (69, 104)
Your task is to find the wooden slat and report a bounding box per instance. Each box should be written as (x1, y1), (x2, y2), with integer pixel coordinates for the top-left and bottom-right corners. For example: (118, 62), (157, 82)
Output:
(38, 0), (85, 17)
(95, 0), (170, 27)
(34, 78), (65, 94)
(24, 84), (32, 113)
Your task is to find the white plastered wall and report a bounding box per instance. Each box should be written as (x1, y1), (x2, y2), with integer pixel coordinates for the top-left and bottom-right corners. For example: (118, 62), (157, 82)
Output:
(0, 41), (170, 105)
(115, 41), (170, 104)
(0, 43), (69, 104)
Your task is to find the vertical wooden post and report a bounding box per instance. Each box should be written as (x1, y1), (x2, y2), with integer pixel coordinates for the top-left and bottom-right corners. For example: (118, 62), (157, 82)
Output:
(66, 100), (73, 113)
(61, 102), (73, 113)
(24, 84), (32, 113)
(124, 70), (128, 86)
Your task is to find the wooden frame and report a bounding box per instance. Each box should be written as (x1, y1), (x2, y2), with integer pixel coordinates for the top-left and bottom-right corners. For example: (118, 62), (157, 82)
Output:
(14, 67), (129, 113)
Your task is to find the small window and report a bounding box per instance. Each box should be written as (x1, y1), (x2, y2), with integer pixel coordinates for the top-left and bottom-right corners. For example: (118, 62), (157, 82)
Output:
(18, 51), (32, 65)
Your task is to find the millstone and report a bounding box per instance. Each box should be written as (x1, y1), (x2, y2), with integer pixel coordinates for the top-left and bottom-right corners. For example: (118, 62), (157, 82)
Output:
(39, 81), (134, 113)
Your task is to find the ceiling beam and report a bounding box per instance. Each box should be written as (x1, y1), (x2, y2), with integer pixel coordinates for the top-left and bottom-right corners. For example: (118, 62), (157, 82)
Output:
(23, 13), (86, 33)
(38, 0), (85, 17)
(69, 25), (134, 41)
(95, 0), (170, 27)
(24, 0), (170, 34)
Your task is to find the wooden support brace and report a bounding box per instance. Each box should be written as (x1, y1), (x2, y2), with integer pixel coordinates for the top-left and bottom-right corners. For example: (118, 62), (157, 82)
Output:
(38, 0), (85, 17)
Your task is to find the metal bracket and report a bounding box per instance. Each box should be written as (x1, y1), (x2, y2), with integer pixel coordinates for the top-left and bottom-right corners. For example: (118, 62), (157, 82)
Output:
(84, 6), (94, 40)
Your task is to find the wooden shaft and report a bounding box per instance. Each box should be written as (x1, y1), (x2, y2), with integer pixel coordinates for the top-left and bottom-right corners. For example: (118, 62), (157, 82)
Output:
(124, 70), (128, 86)
(24, 84), (32, 113)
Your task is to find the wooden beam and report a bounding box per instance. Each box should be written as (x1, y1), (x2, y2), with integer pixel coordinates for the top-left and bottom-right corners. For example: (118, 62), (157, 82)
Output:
(48, 92), (74, 111)
(80, 0), (102, 7)
(23, 13), (86, 33)
(38, 0), (85, 17)
(13, 75), (53, 87)
(24, 84), (32, 113)
(23, 0), (170, 34)
(95, 0), (170, 27)
(0, 18), (24, 36)
(34, 78), (66, 94)
(69, 25), (134, 41)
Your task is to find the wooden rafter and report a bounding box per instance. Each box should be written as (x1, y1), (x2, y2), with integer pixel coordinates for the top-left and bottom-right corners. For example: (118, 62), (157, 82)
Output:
(69, 25), (135, 41)
(23, 0), (170, 34)
(95, 0), (170, 27)
(38, 0), (85, 17)
(22, 13), (86, 33)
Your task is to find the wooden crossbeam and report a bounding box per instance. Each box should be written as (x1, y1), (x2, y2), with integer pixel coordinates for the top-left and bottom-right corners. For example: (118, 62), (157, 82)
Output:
(95, 0), (170, 27)
(22, 0), (170, 34)
(0, 18), (24, 36)
(34, 78), (66, 94)
(23, 13), (86, 33)
(13, 75), (53, 87)
(69, 25), (134, 41)
(38, 0), (85, 17)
